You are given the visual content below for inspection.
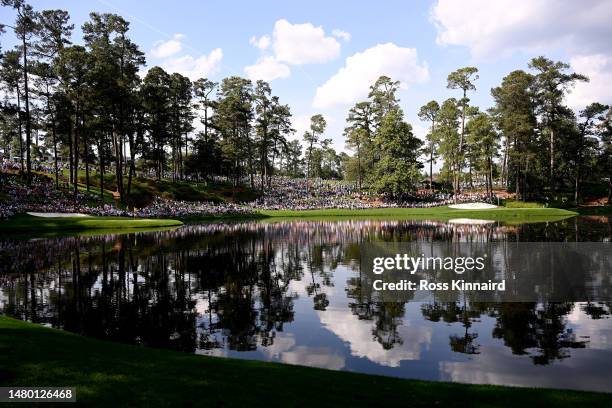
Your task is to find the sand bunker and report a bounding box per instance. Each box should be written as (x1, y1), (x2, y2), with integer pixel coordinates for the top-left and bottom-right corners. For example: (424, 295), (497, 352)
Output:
(447, 202), (497, 210)
(27, 212), (89, 218)
(448, 218), (495, 225)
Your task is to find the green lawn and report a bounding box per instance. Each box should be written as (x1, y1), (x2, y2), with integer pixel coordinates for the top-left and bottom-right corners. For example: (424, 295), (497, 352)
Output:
(61, 169), (260, 206)
(259, 206), (577, 223)
(0, 207), (578, 234)
(0, 214), (182, 233)
(0, 316), (609, 408)
(500, 199), (545, 208)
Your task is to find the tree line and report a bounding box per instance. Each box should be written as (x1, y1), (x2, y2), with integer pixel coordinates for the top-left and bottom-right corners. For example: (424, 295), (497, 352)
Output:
(344, 62), (611, 203)
(1, 0), (611, 205)
(0, 0), (351, 205)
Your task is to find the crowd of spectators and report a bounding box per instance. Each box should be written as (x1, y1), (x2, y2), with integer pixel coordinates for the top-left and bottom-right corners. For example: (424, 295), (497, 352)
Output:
(0, 173), (95, 219)
(248, 177), (496, 210)
(0, 167), (256, 219)
(134, 198), (256, 218)
(249, 177), (368, 210)
(1, 158), (499, 220)
(1, 157), (69, 174)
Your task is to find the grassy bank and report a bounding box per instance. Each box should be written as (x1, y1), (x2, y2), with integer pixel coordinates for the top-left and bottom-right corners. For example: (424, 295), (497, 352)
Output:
(0, 316), (609, 408)
(0, 207), (577, 235)
(0, 214), (182, 233)
(63, 169), (260, 206)
(259, 206), (578, 222)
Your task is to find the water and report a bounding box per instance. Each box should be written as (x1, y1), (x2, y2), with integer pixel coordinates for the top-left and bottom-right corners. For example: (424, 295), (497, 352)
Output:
(1, 216), (611, 392)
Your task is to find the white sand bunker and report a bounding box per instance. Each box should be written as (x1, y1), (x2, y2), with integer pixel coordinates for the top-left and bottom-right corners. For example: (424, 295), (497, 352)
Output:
(448, 202), (497, 210)
(448, 218), (495, 225)
(27, 212), (89, 218)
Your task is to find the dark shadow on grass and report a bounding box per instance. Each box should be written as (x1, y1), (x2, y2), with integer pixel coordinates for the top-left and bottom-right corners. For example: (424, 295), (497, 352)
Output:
(0, 317), (610, 408)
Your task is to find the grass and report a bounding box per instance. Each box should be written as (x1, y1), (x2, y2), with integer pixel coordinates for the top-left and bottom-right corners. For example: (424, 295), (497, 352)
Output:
(75, 183), (117, 205)
(0, 214), (182, 233)
(62, 169), (260, 206)
(259, 206), (578, 223)
(0, 207), (577, 235)
(0, 316), (610, 408)
(501, 199), (545, 208)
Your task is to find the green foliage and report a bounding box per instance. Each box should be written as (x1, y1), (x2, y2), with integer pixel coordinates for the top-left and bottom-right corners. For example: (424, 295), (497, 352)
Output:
(1, 1), (611, 207)
(418, 100), (441, 189)
(434, 98), (461, 186)
(465, 112), (499, 194)
(369, 108), (422, 194)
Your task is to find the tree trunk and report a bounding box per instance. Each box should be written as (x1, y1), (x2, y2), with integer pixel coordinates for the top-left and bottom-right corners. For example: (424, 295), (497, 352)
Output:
(22, 32), (32, 186)
(456, 90), (467, 195)
(549, 126), (555, 193)
(99, 140), (104, 201)
(488, 156), (493, 199)
(184, 131), (188, 180)
(574, 173), (579, 205)
(246, 132), (254, 189)
(83, 114), (90, 193)
(468, 162), (474, 189)
(127, 129), (138, 205)
(68, 122), (73, 185)
(52, 118), (58, 189)
(113, 130), (124, 200)
(73, 111), (79, 202)
(15, 84), (24, 174)
(306, 139), (314, 194)
(502, 135), (509, 189)
(574, 126), (588, 206)
(357, 143), (362, 190)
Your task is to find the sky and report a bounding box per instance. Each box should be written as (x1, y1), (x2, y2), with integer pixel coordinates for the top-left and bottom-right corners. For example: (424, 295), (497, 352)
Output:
(2, 0), (612, 160)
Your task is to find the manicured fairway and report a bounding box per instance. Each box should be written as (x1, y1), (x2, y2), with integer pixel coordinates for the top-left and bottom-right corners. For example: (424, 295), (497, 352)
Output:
(0, 316), (610, 408)
(0, 207), (579, 234)
(259, 206), (578, 223)
(0, 214), (183, 233)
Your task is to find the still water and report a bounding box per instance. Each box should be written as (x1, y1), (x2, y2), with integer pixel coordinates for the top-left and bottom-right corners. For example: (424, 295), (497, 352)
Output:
(1, 217), (611, 392)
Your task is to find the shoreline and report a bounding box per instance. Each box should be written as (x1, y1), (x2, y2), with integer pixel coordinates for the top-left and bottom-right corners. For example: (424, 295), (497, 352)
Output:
(0, 214), (183, 233)
(1, 316), (610, 407)
(0, 207), (579, 233)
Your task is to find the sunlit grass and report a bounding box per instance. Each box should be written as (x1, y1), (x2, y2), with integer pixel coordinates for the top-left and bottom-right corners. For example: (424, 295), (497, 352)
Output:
(0, 214), (182, 233)
(259, 206), (577, 222)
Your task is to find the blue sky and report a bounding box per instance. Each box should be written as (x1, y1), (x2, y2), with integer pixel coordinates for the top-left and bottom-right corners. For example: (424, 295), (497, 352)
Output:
(2, 0), (611, 157)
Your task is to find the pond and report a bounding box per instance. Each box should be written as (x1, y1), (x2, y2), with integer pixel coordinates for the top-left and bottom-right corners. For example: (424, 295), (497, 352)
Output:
(1, 216), (611, 392)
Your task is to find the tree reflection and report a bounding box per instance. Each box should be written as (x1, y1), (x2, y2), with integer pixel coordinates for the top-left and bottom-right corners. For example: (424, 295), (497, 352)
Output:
(0, 219), (609, 365)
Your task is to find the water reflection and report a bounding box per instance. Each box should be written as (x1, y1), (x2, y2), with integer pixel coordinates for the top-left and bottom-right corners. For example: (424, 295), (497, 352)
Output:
(0, 218), (611, 392)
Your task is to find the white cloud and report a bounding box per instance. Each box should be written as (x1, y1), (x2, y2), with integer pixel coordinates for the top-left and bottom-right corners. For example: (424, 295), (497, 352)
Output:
(318, 306), (432, 367)
(244, 56), (290, 81)
(567, 54), (612, 109)
(160, 48), (223, 80)
(244, 19), (342, 82)
(279, 346), (345, 370)
(431, 0), (612, 113)
(439, 344), (612, 392)
(332, 29), (351, 42)
(412, 123), (429, 143)
(292, 114), (313, 138)
(150, 33), (184, 58)
(431, 0), (612, 60)
(249, 35), (271, 51)
(273, 19), (341, 65)
(313, 43), (429, 109)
